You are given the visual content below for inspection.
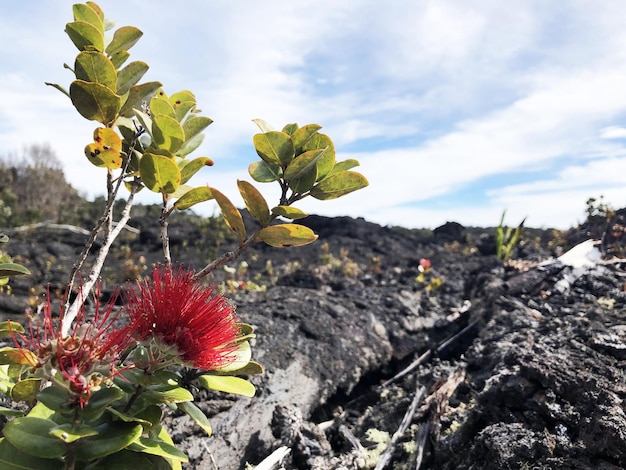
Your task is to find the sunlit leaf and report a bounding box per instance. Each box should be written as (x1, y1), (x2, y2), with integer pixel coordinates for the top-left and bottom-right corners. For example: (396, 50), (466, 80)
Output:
(74, 51), (116, 91)
(173, 186), (213, 211)
(256, 224), (318, 247)
(253, 131), (294, 167)
(0, 321), (24, 338)
(0, 347), (36, 366)
(119, 81), (161, 118)
(310, 171), (369, 200)
(116, 61), (149, 95)
(248, 160), (282, 183)
(143, 384), (193, 404)
(105, 25), (143, 56)
(49, 424), (98, 443)
(284, 148), (326, 182)
(169, 90), (196, 107)
(70, 79), (121, 125)
(329, 158), (361, 175)
(4, 417), (66, 458)
(182, 116), (213, 142)
(140, 153), (181, 194)
(128, 436), (188, 462)
(271, 206), (308, 220)
(198, 375), (256, 398)
(282, 122), (298, 135)
(211, 187), (246, 243)
(179, 156), (214, 184)
(302, 133), (335, 181)
(85, 127), (123, 169)
(237, 180), (270, 226)
(11, 379), (41, 403)
(72, 4), (104, 35)
(292, 124), (322, 151)
(177, 132), (205, 157)
(252, 118), (275, 133)
(65, 21), (104, 52)
(290, 169), (318, 195)
(213, 361), (264, 376)
(0, 406), (25, 417)
(150, 95), (176, 118)
(216, 341), (252, 373)
(109, 50), (130, 69)
(0, 263), (30, 277)
(152, 114), (185, 153)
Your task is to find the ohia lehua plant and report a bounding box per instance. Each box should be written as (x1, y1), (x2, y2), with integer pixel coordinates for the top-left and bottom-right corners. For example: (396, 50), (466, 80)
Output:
(0, 2), (368, 469)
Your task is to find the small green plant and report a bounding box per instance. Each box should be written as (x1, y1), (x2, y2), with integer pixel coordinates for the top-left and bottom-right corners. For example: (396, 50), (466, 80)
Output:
(414, 258), (442, 292)
(495, 210), (526, 261)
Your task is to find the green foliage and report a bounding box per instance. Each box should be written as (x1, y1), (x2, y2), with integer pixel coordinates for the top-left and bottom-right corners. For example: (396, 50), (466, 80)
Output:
(496, 210), (526, 261)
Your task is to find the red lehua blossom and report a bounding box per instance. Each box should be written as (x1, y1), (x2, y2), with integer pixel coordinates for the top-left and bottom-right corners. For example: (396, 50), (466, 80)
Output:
(12, 289), (131, 407)
(118, 266), (240, 370)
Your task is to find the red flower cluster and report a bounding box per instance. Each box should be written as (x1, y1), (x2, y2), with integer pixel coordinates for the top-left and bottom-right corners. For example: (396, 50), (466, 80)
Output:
(117, 266), (240, 370)
(13, 292), (130, 407)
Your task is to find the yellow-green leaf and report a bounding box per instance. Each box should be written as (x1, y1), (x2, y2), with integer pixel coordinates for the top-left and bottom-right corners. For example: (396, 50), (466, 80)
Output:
(284, 148), (325, 182)
(0, 347), (36, 366)
(85, 127), (123, 169)
(173, 186), (213, 211)
(271, 206), (308, 220)
(65, 21), (104, 52)
(329, 159), (361, 175)
(253, 131), (294, 167)
(70, 79), (121, 125)
(256, 224), (318, 247)
(182, 116), (213, 142)
(116, 60), (149, 95)
(216, 341), (252, 373)
(237, 180), (270, 226)
(105, 25), (143, 56)
(211, 187), (246, 243)
(248, 160), (282, 183)
(169, 90), (196, 107)
(179, 156), (214, 185)
(310, 171), (369, 200)
(128, 436), (188, 462)
(74, 422), (143, 460)
(0, 263), (30, 277)
(177, 402), (212, 436)
(140, 153), (181, 194)
(152, 114), (185, 153)
(0, 321), (24, 338)
(72, 4), (104, 35)
(292, 123), (322, 151)
(303, 133), (336, 181)
(198, 375), (256, 398)
(213, 360), (264, 376)
(150, 95), (176, 118)
(252, 118), (276, 133)
(119, 81), (161, 118)
(11, 379), (41, 403)
(49, 424), (98, 443)
(74, 51), (117, 90)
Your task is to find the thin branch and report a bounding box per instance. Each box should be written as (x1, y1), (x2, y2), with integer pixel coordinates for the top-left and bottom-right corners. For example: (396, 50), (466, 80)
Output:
(374, 383), (426, 470)
(192, 230), (260, 280)
(413, 421), (431, 470)
(160, 193), (171, 266)
(61, 183), (138, 337)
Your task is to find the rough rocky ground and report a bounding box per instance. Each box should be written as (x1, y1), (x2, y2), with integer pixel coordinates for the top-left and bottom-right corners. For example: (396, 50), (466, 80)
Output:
(1, 210), (625, 469)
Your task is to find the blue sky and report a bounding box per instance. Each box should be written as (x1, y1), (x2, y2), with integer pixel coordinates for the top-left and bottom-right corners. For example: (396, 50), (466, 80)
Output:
(1, 1), (626, 229)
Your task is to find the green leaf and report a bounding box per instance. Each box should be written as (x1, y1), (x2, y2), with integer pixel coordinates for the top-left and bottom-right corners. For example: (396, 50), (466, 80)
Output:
(116, 61), (149, 95)
(75, 422), (143, 460)
(70, 79), (122, 125)
(152, 115), (185, 153)
(302, 133), (336, 181)
(0, 438), (63, 470)
(0, 263), (30, 277)
(271, 206), (308, 220)
(143, 384), (193, 404)
(253, 131), (294, 167)
(105, 25), (143, 56)
(248, 160), (282, 183)
(291, 166), (318, 195)
(87, 449), (169, 469)
(119, 81), (161, 118)
(0, 406), (25, 418)
(109, 50), (131, 69)
(65, 21), (104, 52)
(215, 341), (252, 373)
(211, 187), (246, 243)
(213, 360), (264, 376)
(177, 132), (205, 158)
(310, 171), (369, 200)
(281, 122), (298, 135)
(198, 375), (256, 398)
(150, 95), (176, 118)
(292, 124), (322, 151)
(81, 386), (124, 421)
(0, 347), (36, 366)
(11, 378), (41, 403)
(256, 224), (318, 247)
(177, 402), (212, 436)
(179, 156), (213, 185)
(174, 100), (197, 123)
(237, 180), (270, 226)
(329, 158), (361, 174)
(252, 118), (276, 132)
(169, 90), (196, 107)
(182, 116), (213, 143)
(284, 148), (326, 182)
(140, 153), (181, 194)
(37, 386), (72, 412)
(72, 4), (104, 35)
(173, 186), (213, 211)
(49, 424), (98, 443)
(128, 436), (188, 462)
(74, 51), (117, 90)
(4, 417), (66, 458)
(44, 82), (71, 98)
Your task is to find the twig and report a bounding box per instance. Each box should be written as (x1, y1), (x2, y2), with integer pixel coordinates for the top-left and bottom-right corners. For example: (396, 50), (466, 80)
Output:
(201, 439), (219, 470)
(413, 421), (431, 470)
(374, 383), (426, 470)
(254, 446), (291, 470)
(192, 231), (260, 280)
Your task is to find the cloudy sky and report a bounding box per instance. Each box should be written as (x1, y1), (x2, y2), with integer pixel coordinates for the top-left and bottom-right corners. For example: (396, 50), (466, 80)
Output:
(1, 1), (625, 230)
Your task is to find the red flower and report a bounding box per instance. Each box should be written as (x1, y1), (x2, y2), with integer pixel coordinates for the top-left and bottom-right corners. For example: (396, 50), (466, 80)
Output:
(12, 290), (130, 407)
(118, 266), (240, 370)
